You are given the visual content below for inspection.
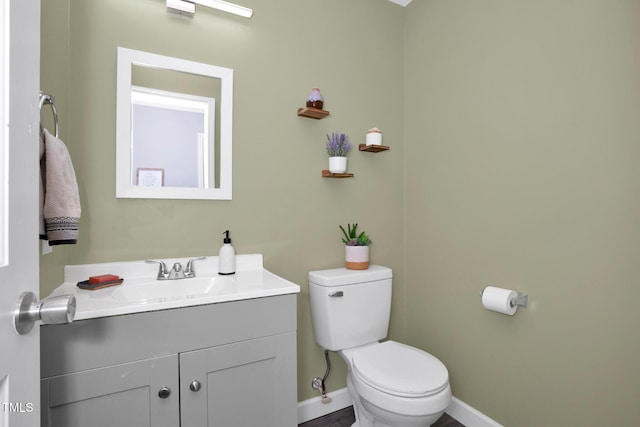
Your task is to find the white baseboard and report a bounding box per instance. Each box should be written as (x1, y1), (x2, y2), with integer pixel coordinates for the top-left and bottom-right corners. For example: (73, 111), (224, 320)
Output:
(297, 387), (353, 424)
(297, 389), (502, 427)
(446, 396), (503, 427)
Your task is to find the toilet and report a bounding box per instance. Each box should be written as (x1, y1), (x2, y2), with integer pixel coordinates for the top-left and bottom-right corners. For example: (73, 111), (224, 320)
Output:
(309, 265), (451, 427)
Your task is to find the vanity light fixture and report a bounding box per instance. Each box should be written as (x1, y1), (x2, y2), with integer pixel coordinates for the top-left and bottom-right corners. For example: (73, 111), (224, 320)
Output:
(167, 0), (195, 17)
(167, 0), (253, 19)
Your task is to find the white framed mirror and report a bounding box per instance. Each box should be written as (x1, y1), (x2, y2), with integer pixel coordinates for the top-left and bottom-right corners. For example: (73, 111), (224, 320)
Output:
(116, 47), (233, 200)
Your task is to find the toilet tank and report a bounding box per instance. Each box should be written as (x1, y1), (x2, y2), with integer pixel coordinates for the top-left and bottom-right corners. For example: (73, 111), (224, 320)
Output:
(309, 265), (392, 351)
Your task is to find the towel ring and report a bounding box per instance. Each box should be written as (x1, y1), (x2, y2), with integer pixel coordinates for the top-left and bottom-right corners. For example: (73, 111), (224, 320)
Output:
(39, 91), (59, 138)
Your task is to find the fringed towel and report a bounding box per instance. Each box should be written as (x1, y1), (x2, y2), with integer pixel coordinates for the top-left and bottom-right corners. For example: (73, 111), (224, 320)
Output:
(39, 127), (46, 239)
(40, 128), (81, 245)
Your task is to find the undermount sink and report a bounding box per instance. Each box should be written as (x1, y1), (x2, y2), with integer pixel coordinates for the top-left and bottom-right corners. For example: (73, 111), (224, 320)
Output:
(112, 277), (218, 302)
(45, 254), (300, 320)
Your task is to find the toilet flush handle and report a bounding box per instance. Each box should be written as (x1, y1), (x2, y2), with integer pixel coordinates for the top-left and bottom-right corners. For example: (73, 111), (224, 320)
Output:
(329, 291), (343, 297)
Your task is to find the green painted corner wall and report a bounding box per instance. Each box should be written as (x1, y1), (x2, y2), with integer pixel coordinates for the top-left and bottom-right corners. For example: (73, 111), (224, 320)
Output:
(404, 1), (640, 426)
(40, 0), (640, 424)
(39, 0), (405, 404)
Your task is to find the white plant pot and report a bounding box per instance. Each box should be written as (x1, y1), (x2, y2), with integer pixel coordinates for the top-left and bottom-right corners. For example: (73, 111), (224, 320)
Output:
(329, 157), (348, 174)
(345, 245), (370, 270)
(366, 132), (382, 146)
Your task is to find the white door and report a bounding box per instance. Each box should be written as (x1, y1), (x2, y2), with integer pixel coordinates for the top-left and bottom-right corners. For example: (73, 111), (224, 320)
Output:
(0, 0), (41, 426)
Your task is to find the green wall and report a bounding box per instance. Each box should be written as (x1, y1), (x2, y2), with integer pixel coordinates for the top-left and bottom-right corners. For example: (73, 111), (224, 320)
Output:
(41, 0), (640, 424)
(40, 0), (406, 403)
(404, 0), (640, 425)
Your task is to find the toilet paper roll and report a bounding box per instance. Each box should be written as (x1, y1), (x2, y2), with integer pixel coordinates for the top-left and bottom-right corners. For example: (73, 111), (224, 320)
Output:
(482, 286), (518, 315)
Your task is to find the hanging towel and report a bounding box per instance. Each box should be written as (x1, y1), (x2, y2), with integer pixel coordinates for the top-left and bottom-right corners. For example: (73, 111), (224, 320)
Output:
(39, 127), (46, 239)
(40, 128), (81, 245)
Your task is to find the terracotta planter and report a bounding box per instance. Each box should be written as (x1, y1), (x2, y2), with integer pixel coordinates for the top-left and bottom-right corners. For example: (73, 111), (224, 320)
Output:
(345, 245), (370, 270)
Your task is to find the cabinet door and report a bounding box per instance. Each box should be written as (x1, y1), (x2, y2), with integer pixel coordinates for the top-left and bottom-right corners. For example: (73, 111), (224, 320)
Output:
(180, 333), (297, 427)
(41, 355), (179, 427)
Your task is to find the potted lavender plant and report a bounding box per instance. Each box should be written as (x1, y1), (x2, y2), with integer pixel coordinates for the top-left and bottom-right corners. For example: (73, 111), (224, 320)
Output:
(339, 223), (372, 270)
(326, 132), (352, 174)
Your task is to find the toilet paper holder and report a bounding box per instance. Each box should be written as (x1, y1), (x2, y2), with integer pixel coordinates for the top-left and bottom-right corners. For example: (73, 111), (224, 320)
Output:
(480, 287), (529, 308)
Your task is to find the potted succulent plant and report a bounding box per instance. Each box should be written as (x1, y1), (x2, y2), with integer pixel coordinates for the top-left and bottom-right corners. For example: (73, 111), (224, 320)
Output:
(326, 132), (352, 174)
(339, 223), (372, 270)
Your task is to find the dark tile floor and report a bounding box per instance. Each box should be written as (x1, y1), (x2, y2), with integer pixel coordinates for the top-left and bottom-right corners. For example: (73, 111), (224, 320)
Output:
(299, 406), (465, 427)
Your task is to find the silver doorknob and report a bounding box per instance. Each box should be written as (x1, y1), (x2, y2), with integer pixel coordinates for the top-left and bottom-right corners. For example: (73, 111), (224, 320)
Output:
(158, 386), (171, 399)
(189, 380), (201, 392)
(13, 291), (76, 335)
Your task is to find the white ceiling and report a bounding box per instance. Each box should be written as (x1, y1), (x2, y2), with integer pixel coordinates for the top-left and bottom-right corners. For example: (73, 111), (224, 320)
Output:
(388, 0), (412, 6)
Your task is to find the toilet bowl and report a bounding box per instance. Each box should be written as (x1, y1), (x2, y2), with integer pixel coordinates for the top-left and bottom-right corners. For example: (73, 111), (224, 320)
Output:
(340, 341), (451, 427)
(308, 266), (452, 427)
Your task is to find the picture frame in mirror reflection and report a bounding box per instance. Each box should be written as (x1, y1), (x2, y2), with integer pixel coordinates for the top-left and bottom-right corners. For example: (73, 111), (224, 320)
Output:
(116, 47), (233, 200)
(136, 168), (164, 187)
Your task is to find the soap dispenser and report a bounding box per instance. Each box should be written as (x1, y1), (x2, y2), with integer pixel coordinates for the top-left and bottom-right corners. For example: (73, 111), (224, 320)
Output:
(218, 230), (236, 275)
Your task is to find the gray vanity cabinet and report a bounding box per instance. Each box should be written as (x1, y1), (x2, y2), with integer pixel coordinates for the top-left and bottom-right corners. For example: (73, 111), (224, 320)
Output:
(41, 355), (179, 427)
(40, 294), (298, 427)
(180, 333), (296, 427)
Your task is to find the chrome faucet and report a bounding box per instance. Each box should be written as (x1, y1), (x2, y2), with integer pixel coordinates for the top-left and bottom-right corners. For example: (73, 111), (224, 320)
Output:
(168, 262), (185, 280)
(146, 256), (206, 280)
(184, 256), (206, 278)
(145, 260), (169, 280)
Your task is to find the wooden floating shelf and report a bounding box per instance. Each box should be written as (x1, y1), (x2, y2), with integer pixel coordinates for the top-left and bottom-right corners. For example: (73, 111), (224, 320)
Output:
(297, 107), (330, 119)
(322, 170), (354, 178)
(359, 144), (390, 153)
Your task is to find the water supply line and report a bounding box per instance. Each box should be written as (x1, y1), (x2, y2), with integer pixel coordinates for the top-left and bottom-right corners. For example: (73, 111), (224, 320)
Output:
(311, 350), (332, 404)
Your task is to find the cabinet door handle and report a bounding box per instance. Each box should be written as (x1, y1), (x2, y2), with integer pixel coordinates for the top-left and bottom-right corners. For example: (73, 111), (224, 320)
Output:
(189, 380), (201, 392)
(158, 386), (171, 399)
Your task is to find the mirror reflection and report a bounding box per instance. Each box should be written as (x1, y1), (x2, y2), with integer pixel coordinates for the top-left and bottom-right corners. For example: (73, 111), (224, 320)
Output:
(116, 47), (233, 200)
(131, 85), (214, 188)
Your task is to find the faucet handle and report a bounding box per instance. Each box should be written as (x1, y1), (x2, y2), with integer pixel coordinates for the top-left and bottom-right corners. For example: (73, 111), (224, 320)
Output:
(145, 260), (169, 280)
(185, 256), (206, 278)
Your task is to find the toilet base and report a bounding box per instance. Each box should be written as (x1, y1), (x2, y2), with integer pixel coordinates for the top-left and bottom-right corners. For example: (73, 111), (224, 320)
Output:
(360, 398), (444, 427)
(346, 374), (445, 427)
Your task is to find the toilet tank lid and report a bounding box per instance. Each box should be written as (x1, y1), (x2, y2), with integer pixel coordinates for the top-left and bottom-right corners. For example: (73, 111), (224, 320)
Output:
(309, 265), (392, 287)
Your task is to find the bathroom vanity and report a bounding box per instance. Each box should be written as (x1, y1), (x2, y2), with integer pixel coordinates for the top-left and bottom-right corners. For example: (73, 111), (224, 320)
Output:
(40, 255), (300, 427)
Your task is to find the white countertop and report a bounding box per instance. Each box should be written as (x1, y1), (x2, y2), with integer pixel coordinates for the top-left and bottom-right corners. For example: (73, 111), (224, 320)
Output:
(47, 254), (300, 321)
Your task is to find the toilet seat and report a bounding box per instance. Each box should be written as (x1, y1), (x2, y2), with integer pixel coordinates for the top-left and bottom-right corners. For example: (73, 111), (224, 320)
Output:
(352, 341), (449, 398)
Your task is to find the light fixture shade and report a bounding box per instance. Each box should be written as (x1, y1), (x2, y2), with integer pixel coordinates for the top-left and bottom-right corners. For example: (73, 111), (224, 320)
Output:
(194, 0), (253, 18)
(167, 0), (196, 17)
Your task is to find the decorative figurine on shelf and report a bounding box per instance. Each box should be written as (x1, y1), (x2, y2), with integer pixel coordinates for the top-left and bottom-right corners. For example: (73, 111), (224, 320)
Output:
(366, 127), (383, 146)
(306, 87), (324, 110)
